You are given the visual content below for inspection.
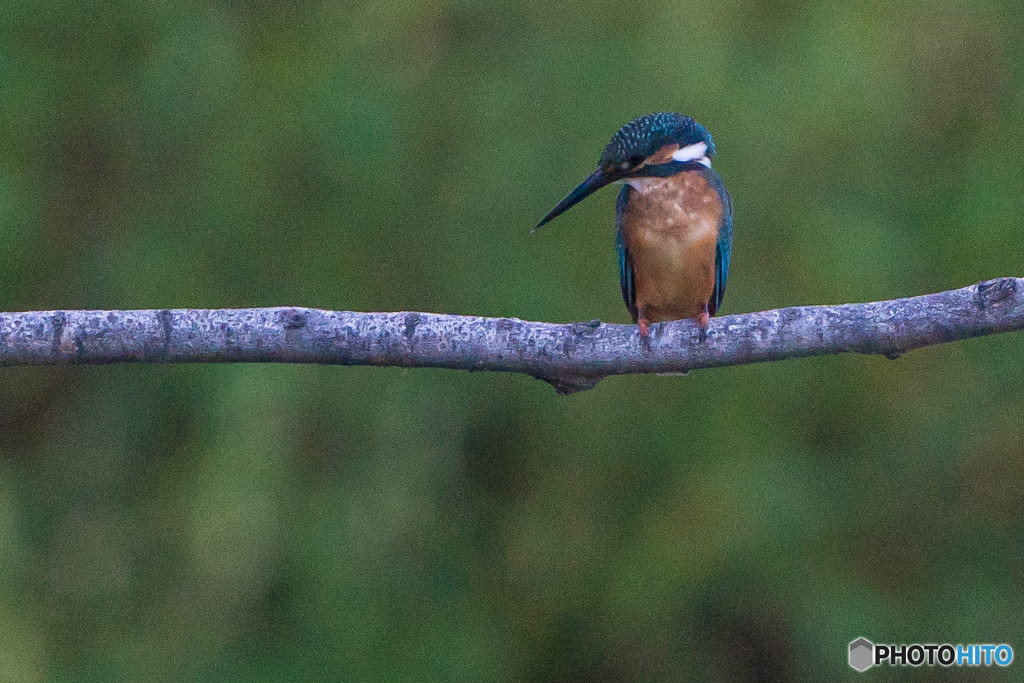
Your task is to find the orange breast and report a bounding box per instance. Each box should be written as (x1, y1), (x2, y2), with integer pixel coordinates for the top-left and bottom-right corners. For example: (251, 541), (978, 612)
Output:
(620, 171), (723, 323)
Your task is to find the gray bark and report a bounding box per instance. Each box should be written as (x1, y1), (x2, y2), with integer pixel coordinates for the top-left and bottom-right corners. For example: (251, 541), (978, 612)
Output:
(1, 278), (1020, 394)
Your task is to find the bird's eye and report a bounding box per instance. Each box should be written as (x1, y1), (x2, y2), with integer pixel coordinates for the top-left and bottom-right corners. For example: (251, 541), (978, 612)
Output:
(622, 155), (644, 170)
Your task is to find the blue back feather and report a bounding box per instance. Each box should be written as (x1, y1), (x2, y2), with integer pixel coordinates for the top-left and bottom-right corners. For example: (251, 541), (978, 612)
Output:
(710, 173), (733, 316)
(615, 186), (638, 323)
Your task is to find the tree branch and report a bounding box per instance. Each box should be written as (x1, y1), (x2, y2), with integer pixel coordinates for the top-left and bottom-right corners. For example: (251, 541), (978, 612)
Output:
(1, 278), (1020, 394)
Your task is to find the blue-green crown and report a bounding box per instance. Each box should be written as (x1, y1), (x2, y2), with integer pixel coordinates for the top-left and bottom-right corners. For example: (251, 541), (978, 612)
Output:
(598, 112), (715, 166)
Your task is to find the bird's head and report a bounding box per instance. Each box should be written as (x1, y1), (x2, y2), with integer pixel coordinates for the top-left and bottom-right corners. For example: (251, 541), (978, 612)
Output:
(536, 112), (715, 228)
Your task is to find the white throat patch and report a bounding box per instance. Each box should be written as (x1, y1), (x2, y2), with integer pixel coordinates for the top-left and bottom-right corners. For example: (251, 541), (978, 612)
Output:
(671, 141), (711, 168)
(622, 177), (659, 192)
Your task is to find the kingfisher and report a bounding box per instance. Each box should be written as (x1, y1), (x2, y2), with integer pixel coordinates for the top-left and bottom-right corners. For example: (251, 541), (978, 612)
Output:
(536, 112), (733, 340)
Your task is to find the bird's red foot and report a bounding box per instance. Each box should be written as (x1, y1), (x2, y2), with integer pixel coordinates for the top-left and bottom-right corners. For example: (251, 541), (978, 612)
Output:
(638, 316), (652, 350)
(697, 308), (709, 342)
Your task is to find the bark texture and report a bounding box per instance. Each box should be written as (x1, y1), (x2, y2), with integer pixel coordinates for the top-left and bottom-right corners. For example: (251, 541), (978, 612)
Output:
(1, 278), (1020, 394)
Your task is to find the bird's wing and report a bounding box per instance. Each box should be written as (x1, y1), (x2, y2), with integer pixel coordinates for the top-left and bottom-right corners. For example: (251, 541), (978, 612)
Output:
(615, 185), (638, 323)
(711, 181), (733, 317)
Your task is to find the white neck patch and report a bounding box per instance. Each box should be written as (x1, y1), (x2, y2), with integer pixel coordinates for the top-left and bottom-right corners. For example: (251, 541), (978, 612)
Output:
(672, 141), (711, 168)
(623, 177), (659, 192)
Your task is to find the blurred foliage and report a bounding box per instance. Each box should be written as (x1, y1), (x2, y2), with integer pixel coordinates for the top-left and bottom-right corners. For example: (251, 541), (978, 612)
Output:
(1, 0), (1023, 680)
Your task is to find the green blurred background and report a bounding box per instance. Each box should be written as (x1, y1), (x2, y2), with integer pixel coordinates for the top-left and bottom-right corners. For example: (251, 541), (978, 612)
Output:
(1, 0), (1023, 680)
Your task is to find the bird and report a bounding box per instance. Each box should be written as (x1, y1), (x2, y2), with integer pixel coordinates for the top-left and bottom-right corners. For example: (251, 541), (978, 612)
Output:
(536, 112), (733, 341)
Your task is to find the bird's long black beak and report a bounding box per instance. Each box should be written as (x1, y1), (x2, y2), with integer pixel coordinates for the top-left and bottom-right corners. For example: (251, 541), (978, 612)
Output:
(535, 166), (620, 229)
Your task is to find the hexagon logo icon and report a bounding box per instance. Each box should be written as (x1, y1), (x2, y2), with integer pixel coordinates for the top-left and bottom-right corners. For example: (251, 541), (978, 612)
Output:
(849, 637), (874, 671)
